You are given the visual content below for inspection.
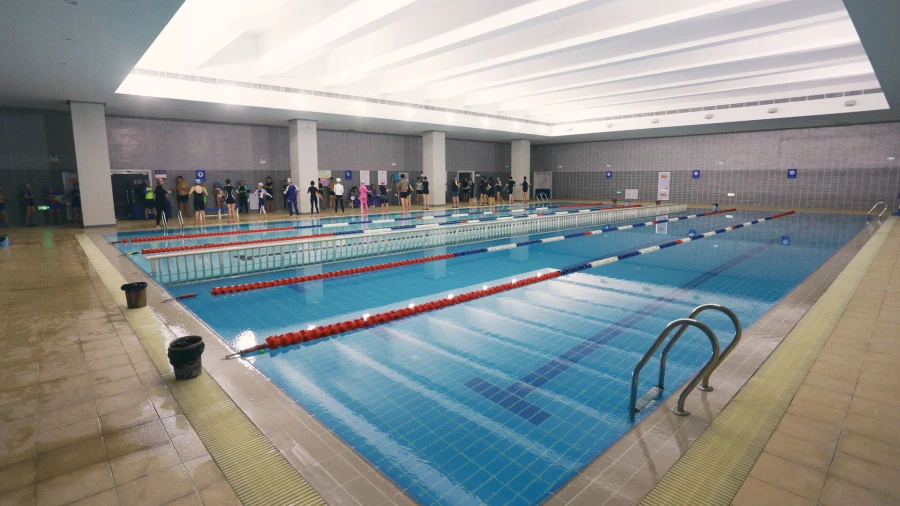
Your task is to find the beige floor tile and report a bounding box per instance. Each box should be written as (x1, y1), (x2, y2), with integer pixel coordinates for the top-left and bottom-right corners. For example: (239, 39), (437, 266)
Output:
(35, 418), (101, 455)
(160, 415), (193, 440)
(182, 455), (225, 490)
(748, 452), (825, 502)
(67, 488), (120, 506)
(774, 412), (842, 448)
(161, 493), (202, 506)
(115, 464), (194, 506)
(37, 374), (90, 398)
(0, 459), (35, 496)
(801, 371), (857, 396)
(88, 364), (137, 386)
(35, 436), (108, 482)
(36, 401), (97, 433)
(35, 461), (114, 506)
(820, 476), (896, 506)
(764, 431), (836, 474)
(837, 432), (900, 471)
(99, 401), (158, 435)
(170, 432), (207, 462)
(786, 400), (849, 429)
(853, 382), (900, 408)
(732, 476), (815, 506)
(0, 485), (35, 506)
(197, 481), (241, 506)
(83, 346), (127, 363)
(91, 376), (144, 400)
(80, 338), (124, 353)
(829, 452), (900, 500)
(0, 398), (37, 424)
(37, 385), (93, 414)
(0, 372), (38, 394)
(104, 420), (169, 460)
(95, 390), (150, 417)
(84, 354), (132, 374)
(567, 482), (616, 506)
(110, 442), (181, 486)
(792, 383), (852, 411)
(844, 412), (900, 446)
(342, 474), (391, 506)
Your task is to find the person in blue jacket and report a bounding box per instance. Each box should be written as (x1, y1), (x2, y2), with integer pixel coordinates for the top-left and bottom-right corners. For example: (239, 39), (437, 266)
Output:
(283, 178), (300, 217)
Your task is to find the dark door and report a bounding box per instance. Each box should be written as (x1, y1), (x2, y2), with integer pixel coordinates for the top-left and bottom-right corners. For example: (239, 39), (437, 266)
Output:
(110, 174), (145, 220)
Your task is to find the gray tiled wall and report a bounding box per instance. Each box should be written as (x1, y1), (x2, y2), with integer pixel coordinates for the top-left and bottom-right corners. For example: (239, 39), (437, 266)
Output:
(0, 108), (77, 225)
(533, 123), (900, 210)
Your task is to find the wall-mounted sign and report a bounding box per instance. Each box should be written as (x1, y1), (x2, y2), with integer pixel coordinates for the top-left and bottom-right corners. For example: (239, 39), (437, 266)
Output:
(692, 170), (700, 179)
(624, 189), (638, 200)
(154, 170), (167, 180)
(344, 170), (352, 180)
(605, 171), (612, 179)
(657, 172), (670, 200)
(787, 169), (798, 179)
(195, 170), (206, 182)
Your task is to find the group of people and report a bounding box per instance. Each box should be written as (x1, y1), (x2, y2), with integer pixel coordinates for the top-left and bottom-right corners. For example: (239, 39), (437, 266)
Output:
(0, 182), (81, 227)
(449, 175), (529, 208)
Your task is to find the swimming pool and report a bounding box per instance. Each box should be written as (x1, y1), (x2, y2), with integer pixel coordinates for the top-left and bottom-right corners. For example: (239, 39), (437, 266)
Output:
(150, 210), (866, 505)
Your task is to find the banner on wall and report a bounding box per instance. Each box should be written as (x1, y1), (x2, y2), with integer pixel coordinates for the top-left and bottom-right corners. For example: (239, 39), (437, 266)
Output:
(377, 170), (388, 185)
(318, 170), (332, 187)
(657, 171), (670, 200)
(359, 171), (370, 185)
(624, 189), (638, 200)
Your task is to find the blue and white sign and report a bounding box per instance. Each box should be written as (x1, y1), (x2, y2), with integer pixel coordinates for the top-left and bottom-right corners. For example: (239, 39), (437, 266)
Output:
(344, 170), (352, 180)
(787, 169), (797, 179)
(782, 236), (791, 246)
(154, 170), (167, 180)
(603, 224), (611, 231)
(692, 170), (700, 179)
(688, 229), (696, 238)
(195, 170), (206, 182)
(605, 171), (612, 179)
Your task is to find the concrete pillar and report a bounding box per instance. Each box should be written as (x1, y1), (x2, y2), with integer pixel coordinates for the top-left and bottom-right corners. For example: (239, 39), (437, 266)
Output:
(288, 119), (319, 213)
(423, 131), (446, 206)
(511, 139), (531, 201)
(70, 102), (116, 227)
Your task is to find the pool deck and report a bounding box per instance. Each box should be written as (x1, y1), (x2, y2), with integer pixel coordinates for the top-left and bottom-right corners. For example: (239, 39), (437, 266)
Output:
(1, 204), (895, 506)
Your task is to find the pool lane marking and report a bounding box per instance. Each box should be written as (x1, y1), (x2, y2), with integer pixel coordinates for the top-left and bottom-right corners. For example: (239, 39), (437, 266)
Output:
(142, 204), (626, 254)
(230, 211), (793, 366)
(210, 208), (737, 295)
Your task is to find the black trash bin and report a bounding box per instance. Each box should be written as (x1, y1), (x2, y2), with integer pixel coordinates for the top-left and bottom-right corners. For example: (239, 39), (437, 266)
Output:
(121, 282), (148, 309)
(168, 336), (205, 380)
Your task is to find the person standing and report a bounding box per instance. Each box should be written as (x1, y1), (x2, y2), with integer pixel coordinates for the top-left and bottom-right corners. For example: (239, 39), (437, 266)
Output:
(46, 185), (62, 225)
(23, 184), (36, 227)
(143, 180), (154, 220)
(237, 180), (250, 214)
(494, 177), (503, 206)
(415, 177), (424, 207)
(521, 176), (529, 203)
(223, 179), (238, 223)
(333, 178), (345, 213)
(191, 178), (208, 227)
(307, 181), (320, 213)
(397, 174), (410, 212)
(174, 176), (190, 217)
(450, 177), (460, 208)
(506, 177), (516, 205)
(281, 179), (289, 211)
(327, 177), (336, 210)
(0, 183), (9, 227)
(467, 178), (474, 205)
(264, 177), (275, 213)
(379, 181), (389, 211)
(359, 181), (370, 215)
(153, 178), (170, 228)
(70, 182), (82, 224)
(213, 182), (224, 209)
(283, 178), (300, 218)
(253, 183), (272, 222)
(421, 176), (430, 210)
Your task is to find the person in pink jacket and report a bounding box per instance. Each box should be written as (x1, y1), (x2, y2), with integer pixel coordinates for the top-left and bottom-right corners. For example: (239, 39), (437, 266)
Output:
(358, 182), (370, 215)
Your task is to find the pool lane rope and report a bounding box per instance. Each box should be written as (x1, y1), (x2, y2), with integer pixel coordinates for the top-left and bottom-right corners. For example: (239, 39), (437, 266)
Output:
(120, 201), (613, 245)
(139, 204), (639, 255)
(226, 210), (792, 357)
(210, 208), (738, 296)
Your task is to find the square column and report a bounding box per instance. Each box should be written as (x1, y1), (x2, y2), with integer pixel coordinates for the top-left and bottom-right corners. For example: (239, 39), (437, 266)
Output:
(423, 131), (446, 206)
(70, 102), (115, 227)
(511, 139), (531, 201)
(289, 119), (319, 213)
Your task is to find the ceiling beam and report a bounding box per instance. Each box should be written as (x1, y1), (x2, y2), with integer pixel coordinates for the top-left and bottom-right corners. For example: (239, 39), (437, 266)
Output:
(843, 0), (900, 107)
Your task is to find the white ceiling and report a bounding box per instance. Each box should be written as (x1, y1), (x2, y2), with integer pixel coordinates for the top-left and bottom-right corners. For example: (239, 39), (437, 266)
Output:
(0, 0), (897, 143)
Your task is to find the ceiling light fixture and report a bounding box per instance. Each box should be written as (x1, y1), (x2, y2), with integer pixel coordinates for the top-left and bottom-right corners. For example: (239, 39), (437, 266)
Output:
(845, 100), (856, 107)
(651, 118), (659, 124)
(889, 156), (896, 161)
(768, 108), (778, 113)
(705, 114), (714, 120)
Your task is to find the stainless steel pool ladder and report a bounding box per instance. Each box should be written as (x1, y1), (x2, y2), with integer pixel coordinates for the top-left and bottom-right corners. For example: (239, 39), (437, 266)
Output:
(867, 202), (886, 221)
(628, 304), (742, 422)
(160, 209), (168, 230)
(536, 193), (548, 203)
(177, 211), (185, 232)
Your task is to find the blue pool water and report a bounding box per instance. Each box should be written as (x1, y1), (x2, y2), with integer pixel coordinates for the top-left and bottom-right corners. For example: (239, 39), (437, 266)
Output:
(148, 210), (866, 505)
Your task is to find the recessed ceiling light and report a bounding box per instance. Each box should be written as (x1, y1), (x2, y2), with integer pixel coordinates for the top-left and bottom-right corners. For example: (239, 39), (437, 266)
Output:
(888, 156), (896, 161)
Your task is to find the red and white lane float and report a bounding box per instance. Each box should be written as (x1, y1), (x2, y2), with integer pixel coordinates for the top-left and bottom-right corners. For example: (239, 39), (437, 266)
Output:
(210, 208), (737, 296)
(225, 210), (794, 357)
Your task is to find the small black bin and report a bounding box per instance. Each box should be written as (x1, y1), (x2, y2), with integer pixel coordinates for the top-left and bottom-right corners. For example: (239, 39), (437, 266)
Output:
(167, 336), (205, 380)
(121, 282), (148, 309)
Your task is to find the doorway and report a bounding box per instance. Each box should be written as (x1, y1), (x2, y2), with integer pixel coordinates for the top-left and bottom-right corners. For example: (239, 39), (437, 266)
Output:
(110, 170), (152, 220)
(457, 171), (473, 202)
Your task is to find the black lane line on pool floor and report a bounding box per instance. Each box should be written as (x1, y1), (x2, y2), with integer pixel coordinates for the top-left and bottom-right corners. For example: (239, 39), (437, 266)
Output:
(464, 236), (783, 426)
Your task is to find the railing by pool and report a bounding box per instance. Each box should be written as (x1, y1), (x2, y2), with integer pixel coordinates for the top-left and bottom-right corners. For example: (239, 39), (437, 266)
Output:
(147, 204), (687, 283)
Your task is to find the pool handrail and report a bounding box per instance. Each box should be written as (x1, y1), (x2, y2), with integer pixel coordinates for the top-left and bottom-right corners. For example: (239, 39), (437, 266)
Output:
(661, 304), (742, 392)
(629, 318), (720, 422)
(867, 201), (885, 220)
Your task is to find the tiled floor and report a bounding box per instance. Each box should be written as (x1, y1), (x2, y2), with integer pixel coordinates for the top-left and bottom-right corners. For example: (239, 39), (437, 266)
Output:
(0, 226), (240, 506)
(733, 222), (900, 506)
